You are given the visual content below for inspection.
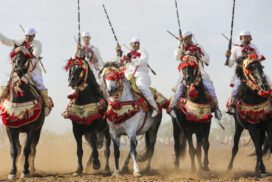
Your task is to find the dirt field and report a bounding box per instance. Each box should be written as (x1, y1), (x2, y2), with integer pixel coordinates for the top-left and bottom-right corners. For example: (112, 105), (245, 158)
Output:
(0, 131), (272, 182)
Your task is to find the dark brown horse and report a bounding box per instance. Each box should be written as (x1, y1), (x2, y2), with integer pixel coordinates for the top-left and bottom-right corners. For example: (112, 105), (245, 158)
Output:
(64, 58), (111, 175)
(0, 48), (45, 180)
(172, 55), (213, 171)
(227, 58), (272, 176)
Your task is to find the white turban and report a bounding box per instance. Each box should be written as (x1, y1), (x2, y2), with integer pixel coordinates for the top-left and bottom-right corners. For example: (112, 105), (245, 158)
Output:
(82, 31), (91, 37)
(239, 30), (251, 37)
(130, 37), (140, 43)
(182, 30), (193, 38)
(25, 28), (37, 36)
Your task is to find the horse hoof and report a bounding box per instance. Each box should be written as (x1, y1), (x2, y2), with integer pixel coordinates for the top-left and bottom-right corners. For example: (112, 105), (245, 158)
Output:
(8, 174), (16, 180)
(20, 173), (30, 179)
(133, 171), (142, 178)
(104, 166), (111, 175)
(121, 166), (130, 174)
(260, 173), (269, 178)
(73, 172), (81, 176)
(112, 170), (120, 177)
(93, 160), (101, 170)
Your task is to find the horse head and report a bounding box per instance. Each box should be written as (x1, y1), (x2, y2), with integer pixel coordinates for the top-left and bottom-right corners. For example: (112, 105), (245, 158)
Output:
(65, 57), (90, 91)
(179, 55), (201, 100)
(99, 62), (124, 97)
(239, 57), (270, 97)
(12, 47), (32, 77)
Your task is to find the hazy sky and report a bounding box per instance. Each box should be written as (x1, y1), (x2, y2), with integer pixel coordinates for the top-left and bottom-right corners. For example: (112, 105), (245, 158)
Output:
(0, 0), (271, 133)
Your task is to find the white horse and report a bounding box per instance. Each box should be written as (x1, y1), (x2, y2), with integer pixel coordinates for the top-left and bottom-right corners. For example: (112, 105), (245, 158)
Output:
(100, 63), (163, 177)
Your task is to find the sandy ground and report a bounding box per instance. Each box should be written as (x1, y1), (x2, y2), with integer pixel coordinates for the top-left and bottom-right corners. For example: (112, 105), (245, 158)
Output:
(0, 132), (272, 182)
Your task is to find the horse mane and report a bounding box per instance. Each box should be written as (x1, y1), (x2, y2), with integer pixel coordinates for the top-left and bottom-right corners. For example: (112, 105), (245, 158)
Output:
(99, 61), (121, 75)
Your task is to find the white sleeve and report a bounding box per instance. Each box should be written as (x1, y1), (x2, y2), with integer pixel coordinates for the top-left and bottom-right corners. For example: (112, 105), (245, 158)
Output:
(32, 41), (42, 58)
(174, 41), (183, 61)
(199, 45), (210, 65)
(132, 49), (148, 66)
(228, 46), (237, 68)
(0, 33), (23, 47)
(93, 47), (104, 67)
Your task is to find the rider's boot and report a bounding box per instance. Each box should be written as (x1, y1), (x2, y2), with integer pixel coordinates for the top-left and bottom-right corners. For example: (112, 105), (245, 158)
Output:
(226, 96), (237, 115)
(40, 90), (54, 117)
(0, 86), (8, 100)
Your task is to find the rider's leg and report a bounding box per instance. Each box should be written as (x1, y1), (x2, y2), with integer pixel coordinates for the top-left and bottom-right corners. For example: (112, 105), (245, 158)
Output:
(202, 78), (222, 120)
(135, 74), (159, 117)
(265, 74), (272, 90)
(169, 73), (183, 111)
(31, 73), (53, 116)
(228, 78), (241, 114)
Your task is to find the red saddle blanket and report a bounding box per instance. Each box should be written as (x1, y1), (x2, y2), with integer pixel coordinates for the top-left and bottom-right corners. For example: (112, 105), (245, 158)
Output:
(0, 99), (42, 128)
(179, 98), (213, 123)
(236, 99), (272, 124)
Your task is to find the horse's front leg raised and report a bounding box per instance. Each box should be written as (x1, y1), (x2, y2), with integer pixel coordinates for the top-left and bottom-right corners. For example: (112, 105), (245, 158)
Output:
(72, 124), (84, 175)
(6, 129), (19, 180)
(129, 135), (141, 177)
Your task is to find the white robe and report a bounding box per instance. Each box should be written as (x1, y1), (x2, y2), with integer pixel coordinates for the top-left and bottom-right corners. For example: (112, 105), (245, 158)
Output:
(0, 33), (45, 90)
(74, 44), (104, 84)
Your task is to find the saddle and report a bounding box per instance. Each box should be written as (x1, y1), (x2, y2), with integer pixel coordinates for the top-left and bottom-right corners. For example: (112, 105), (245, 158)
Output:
(0, 86), (42, 128)
(236, 99), (272, 124)
(179, 98), (213, 123)
(63, 100), (103, 125)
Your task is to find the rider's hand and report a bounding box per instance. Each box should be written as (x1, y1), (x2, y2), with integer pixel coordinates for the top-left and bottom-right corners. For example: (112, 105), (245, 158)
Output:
(178, 36), (183, 42)
(77, 43), (81, 50)
(225, 50), (231, 57)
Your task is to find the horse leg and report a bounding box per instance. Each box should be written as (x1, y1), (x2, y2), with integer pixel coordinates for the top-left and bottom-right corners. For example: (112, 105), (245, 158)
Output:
(265, 123), (272, 154)
(90, 131), (101, 170)
(111, 134), (121, 177)
(6, 129), (19, 180)
(121, 150), (131, 174)
(196, 133), (204, 170)
(248, 125), (266, 176)
(72, 124), (84, 175)
(29, 128), (42, 174)
(202, 125), (211, 171)
(187, 133), (196, 172)
(129, 135), (141, 177)
(228, 121), (243, 170)
(21, 131), (35, 178)
(172, 118), (182, 169)
(104, 129), (111, 174)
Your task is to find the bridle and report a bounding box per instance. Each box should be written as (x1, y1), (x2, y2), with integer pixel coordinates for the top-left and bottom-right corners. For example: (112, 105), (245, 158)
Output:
(65, 57), (89, 92)
(241, 55), (271, 97)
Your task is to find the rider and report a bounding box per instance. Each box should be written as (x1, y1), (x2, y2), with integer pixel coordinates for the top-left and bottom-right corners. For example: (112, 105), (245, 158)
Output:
(169, 30), (222, 120)
(125, 37), (159, 117)
(225, 30), (271, 114)
(0, 28), (53, 116)
(74, 31), (104, 84)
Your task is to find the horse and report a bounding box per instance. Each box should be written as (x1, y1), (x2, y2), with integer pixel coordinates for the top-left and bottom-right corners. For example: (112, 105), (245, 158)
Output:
(100, 62), (166, 177)
(0, 48), (45, 180)
(227, 57), (272, 176)
(63, 57), (111, 175)
(172, 55), (214, 171)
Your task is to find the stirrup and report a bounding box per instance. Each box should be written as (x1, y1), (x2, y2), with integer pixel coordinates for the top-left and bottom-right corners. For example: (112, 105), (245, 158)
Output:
(226, 107), (235, 115)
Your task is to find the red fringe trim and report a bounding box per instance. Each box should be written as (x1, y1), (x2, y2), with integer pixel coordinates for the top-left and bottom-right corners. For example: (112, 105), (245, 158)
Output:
(67, 113), (102, 125)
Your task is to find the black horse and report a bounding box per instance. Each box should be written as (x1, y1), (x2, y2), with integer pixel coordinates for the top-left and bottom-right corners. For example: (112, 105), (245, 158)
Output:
(1, 49), (45, 180)
(172, 57), (213, 171)
(64, 58), (111, 175)
(227, 59), (272, 176)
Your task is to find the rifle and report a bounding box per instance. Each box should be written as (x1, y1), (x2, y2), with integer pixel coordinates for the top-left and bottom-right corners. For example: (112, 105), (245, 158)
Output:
(19, 24), (47, 73)
(167, 30), (178, 40)
(225, 0), (236, 66)
(174, 0), (182, 37)
(77, 0), (81, 44)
